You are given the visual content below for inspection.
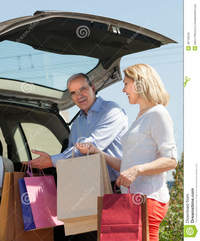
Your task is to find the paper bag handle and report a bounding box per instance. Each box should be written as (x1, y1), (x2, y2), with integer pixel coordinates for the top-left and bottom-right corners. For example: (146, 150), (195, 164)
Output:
(72, 142), (91, 158)
(26, 161), (33, 177)
(26, 161), (45, 177)
(20, 163), (27, 173)
(113, 183), (130, 194)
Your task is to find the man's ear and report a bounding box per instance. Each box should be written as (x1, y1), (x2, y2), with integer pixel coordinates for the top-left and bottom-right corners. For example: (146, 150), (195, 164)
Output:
(92, 84), (96, 93)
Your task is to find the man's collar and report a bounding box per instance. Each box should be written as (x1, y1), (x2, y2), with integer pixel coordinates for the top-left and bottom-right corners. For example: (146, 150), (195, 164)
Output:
(80, 97), (103, 116)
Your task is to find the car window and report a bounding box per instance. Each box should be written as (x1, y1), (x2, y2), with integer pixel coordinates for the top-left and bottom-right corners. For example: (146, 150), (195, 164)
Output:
(21, 123), (62, 159)
(0, 41), (99, 91)
(14, 126), (30, 162)
(0, 128), (7, 158)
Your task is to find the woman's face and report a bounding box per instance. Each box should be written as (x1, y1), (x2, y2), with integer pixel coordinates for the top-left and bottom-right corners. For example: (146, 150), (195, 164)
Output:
(123, 76), (139, 104)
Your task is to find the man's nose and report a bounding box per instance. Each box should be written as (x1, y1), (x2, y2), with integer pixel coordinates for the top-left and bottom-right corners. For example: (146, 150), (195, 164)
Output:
(76, 90), (82, 96)
(75, 89), (85, 97)
(77, 91), (85, 99)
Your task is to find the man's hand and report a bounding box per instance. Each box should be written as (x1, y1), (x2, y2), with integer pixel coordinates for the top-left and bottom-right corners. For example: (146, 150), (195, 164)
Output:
(28, 150), (53, 169)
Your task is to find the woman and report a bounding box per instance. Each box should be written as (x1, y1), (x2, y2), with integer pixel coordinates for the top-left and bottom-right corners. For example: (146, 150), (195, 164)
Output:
(76, 64), (177, 241)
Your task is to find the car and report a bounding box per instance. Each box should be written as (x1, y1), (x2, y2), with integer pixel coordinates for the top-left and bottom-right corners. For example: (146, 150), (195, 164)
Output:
(0, 10), (175, 239)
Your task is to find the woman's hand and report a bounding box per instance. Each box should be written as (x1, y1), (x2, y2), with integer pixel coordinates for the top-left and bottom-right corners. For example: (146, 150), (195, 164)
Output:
(75, 143), (99, 155)
(116, 166), (139, 188)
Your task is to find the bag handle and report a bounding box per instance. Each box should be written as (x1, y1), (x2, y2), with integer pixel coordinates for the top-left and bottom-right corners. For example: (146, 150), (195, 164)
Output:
(113, 183), (130, 194)
(26, 162), (33, 177)
(72, 137), (91, 158)
(20, 163), (27, 173)
(113, 184), (146, 206)
(26, 161), (45, 177)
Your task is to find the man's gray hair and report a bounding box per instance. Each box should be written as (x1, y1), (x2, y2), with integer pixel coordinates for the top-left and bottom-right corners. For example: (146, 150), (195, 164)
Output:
(67, 73), (92, 87)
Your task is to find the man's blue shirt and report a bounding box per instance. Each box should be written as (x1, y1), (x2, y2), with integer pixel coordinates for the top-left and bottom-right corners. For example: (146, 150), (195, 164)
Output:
(51, 96), (128, 181)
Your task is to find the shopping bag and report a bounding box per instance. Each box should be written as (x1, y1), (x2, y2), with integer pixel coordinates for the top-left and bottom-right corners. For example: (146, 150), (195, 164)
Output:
(0, 172), (54, 241)
(97, 196), (103, 241)
(0, 157), (4, 194)
(99, 192), (149, 241)
(18, 178), (36, 231)
(0, 156), (14, 196)
(0, 172), (14, 241)
(24, 174), (64, 229)
(63, 215), (98, 235)
(57, 153), (112, 235)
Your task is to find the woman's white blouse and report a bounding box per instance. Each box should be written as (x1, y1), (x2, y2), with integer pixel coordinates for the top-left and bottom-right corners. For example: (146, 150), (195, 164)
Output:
(120, 105), (177, 203)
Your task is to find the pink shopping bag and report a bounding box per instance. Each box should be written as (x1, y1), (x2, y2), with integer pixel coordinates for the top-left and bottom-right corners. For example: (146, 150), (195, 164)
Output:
(24, 165), (63, 230)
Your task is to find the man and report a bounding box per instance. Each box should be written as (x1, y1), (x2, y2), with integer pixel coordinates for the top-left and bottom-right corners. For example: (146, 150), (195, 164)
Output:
(30, 73), (128, 182)
(30, 73), (128, 241)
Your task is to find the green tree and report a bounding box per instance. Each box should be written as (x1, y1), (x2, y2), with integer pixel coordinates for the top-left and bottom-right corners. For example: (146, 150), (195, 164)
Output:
(159, 154), (183, 241)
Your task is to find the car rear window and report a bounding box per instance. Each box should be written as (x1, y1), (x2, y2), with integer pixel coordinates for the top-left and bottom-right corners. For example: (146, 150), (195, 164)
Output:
(0, 41), (99, 91)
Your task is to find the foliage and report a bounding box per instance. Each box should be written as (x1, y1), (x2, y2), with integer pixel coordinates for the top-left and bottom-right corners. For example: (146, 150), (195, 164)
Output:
(159, 154), (183, 241)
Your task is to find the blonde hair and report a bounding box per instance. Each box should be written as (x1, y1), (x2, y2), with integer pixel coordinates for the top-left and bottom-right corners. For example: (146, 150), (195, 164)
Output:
(123, 64), (169, 106)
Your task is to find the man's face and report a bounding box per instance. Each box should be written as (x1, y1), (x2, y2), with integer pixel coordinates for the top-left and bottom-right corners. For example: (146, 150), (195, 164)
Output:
(68, 77), (96, 113)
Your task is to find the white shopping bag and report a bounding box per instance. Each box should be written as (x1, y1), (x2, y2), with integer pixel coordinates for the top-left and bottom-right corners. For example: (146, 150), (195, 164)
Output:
(56, 153), (112, 235)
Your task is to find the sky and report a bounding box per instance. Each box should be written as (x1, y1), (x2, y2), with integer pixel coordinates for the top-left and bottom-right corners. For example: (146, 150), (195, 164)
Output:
(0, 0), (183, 164)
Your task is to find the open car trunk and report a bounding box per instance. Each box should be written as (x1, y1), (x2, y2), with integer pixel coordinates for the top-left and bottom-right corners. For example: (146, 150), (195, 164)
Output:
(0, 11), (176, 111)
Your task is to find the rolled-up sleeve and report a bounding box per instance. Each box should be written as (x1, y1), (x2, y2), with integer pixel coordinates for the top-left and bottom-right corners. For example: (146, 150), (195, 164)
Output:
(150, 110), (177, 161)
